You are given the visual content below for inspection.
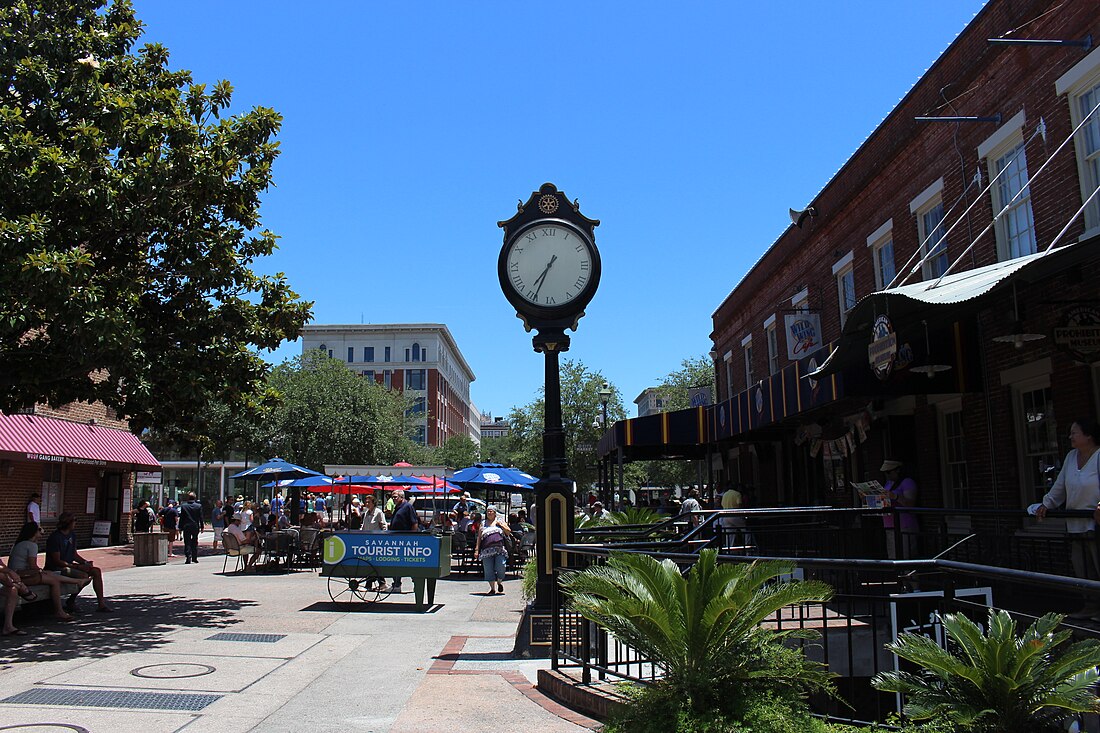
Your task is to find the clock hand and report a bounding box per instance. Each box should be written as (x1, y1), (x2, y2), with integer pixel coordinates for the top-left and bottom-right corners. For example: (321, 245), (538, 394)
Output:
(531, 255), (557, 298)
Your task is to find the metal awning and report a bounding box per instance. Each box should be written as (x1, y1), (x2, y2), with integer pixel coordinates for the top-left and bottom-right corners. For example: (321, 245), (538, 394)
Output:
(0, 413), (160, 469)
(810, 237), (1100, 377)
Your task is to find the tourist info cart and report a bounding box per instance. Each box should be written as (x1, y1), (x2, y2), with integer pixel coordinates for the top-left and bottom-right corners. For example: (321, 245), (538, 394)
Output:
(322, 530), (451, 610)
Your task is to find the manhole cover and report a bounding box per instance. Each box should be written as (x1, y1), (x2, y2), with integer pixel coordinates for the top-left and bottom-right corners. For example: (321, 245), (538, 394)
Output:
(131, 663), (215, 679)
(0, 688), (221, 711)
(0, 726), (89, 733)
(206, 632), (285, 643)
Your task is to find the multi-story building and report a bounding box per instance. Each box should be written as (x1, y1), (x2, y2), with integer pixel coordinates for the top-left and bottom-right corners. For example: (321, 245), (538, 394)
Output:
(706, 0), (1100, 511)
(301, 324), (477, 447)
(480, 415), (511, 440)
(634, 388), (666, 418)
(600, 0), (1100, 521)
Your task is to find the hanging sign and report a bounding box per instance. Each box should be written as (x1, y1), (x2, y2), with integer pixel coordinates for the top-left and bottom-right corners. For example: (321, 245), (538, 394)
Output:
(1053, 305), (1100, 363)
(785, 312), (822, 360)
(868, 315), (898, 381)
(688, 386), (713, 407)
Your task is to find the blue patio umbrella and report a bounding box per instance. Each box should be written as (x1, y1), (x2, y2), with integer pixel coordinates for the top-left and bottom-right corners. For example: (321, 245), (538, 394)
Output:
(452, 463), (537, 490)
(261, 475), (334, 489)
(229, 457), (322, 482)
(230, 458), (322, 522)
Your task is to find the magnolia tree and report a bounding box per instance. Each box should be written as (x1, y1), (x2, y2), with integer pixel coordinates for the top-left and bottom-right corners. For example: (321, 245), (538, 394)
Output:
(0, 0), (311, 435)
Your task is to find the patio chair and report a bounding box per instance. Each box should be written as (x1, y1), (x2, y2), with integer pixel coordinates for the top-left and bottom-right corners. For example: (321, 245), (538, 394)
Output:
(520, 529), (536, 558)
(294, 527), (320, 569)
(222, 532), (257, 573)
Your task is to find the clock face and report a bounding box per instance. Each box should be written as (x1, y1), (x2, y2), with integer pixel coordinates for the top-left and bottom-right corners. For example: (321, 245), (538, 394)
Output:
(504, 222), (594, 308)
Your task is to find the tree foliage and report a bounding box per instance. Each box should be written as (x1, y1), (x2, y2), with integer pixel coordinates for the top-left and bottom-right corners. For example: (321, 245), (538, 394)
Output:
(505, 358), (627, 490)
(261, 351), (414, 471)
(634, 355), (716, 490)
(411, 433), (480, 470)
(873, 609), (1100, 732)
(0, 0), (311, 433)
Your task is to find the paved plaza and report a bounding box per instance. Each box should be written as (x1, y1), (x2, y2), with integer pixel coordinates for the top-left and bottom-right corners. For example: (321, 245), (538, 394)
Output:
(0, 536), (597, 732)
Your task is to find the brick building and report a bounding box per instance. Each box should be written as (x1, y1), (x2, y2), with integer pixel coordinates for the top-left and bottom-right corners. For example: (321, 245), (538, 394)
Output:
(706, 0), (1100, 514)
(300, 324), (478, 447)
(599, 0), (1100, 525)
(0, 402), (159, 552)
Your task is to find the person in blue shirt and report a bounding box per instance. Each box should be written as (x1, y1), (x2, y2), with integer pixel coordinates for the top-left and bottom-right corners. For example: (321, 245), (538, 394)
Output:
(384, 490), (420, 593)
(44, 512), (110, 612)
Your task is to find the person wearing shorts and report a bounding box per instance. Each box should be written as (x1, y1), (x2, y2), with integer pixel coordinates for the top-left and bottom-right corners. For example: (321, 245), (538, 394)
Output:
(211, 499), (226, 550)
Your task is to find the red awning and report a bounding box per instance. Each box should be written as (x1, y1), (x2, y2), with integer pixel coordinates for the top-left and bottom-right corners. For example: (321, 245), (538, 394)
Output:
(0, 413), (160, 469)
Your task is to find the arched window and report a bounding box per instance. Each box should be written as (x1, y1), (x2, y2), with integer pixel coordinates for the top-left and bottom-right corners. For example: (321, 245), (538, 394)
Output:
(412, 343), (421, 362)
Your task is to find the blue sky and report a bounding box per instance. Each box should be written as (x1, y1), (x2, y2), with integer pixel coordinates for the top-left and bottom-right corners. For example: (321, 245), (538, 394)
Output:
(133, 1), (987, 419)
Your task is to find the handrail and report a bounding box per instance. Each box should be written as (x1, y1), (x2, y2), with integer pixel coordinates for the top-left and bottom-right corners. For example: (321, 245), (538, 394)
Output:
(553, 542), (1100, 593)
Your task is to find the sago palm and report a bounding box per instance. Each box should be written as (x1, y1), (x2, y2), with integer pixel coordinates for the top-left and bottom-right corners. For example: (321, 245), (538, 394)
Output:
(873, 608), (1100, 732)
(559, 548), (834, 713)
(608, 506), (665, 526)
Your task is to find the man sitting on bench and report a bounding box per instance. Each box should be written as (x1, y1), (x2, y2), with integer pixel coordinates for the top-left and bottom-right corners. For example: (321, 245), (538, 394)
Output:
(45, 513), (111, 613)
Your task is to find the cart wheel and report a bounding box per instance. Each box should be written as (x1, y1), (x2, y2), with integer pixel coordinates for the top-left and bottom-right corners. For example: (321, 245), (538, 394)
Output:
(327, 557), (390, 605)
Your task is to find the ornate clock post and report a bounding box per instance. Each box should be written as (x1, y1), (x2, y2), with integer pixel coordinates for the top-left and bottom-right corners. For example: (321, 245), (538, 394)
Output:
(498, 183), (601, 640)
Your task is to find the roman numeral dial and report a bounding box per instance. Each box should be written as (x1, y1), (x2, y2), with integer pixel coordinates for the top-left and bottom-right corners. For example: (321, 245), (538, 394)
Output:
(504, 222), (594, 308)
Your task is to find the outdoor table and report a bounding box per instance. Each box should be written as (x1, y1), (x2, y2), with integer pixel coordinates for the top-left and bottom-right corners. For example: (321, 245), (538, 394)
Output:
(259, 530), (297, 570)
(322, 530), (451, 610)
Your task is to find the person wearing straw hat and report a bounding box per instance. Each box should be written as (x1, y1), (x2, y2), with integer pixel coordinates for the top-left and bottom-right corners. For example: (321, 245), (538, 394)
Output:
(881, 459), (918, 559)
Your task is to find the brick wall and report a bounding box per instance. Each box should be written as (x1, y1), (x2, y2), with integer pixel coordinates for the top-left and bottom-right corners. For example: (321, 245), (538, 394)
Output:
(0, 458), (136, 553)
(32, 401), (128, 431)
(709, 0), (1100, 512)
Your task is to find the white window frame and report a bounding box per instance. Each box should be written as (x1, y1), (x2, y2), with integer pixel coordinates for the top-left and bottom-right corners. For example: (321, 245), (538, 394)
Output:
(866, 219), (895, 290)
(910, 179), (948, 281)
(791, 288), (809, 312)
(41, 462), (62, 523)
(978, 110), (1036, 261)
(1057, 44), (1100, 238)
(764, 314), (779, 375)
(741, 334), (755, 387)
(723, 351), (734, 400)
(832, 250), (855, 326)
(935, 397), (969, 510)
(1010, 374), (1060, 509)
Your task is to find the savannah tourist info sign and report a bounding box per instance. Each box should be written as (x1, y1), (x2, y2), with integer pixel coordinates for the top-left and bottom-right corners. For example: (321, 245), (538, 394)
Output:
(322, 531), (451, 610)
(323, 531), (443, 571)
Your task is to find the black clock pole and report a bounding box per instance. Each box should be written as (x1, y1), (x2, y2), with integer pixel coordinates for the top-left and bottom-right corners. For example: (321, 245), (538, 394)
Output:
(497, 183), (599, 656)
(532, 328), (575, 609)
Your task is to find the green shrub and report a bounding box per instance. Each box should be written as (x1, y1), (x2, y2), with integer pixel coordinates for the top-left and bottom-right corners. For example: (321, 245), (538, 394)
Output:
(603, 685), (839, 733)
(522, 556), (537, 601)
(873, 609), (1100, 733)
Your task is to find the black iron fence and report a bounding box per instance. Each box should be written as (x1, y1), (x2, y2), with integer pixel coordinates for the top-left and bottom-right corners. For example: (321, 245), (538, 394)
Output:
(550, 534), (1100, 727)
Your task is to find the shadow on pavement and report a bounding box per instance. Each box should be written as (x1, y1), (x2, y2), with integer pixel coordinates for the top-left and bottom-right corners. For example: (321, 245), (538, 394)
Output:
(299, 601), (442, 614)
(0, 593), (257, 664)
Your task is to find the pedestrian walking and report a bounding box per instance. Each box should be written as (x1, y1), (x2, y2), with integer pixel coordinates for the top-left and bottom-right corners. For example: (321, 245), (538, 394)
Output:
(179, 492), (205, 564)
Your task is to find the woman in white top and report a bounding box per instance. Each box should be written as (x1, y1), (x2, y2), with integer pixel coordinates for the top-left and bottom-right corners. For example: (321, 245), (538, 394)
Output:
(362, 495), (388, 531)
(9, 522), (85, 621)
(240, 501), (255, 531)
(1037, 419), (1100, 617)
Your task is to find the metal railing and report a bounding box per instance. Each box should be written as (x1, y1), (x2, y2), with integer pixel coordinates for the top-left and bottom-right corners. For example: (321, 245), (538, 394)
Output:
(550, 533), (1100, 726)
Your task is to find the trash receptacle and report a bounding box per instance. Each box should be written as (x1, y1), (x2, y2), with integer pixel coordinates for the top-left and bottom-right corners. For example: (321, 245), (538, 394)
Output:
(133, 532), (168, 566)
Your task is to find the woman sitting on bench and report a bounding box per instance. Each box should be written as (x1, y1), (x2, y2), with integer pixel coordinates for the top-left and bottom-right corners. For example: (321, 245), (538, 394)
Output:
(9, 522), (86, 622)
(0, 557), (36, 635)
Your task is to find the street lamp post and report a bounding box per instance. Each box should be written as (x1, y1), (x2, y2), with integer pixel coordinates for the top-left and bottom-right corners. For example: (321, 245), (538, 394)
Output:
(598, 381), (612, 507)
